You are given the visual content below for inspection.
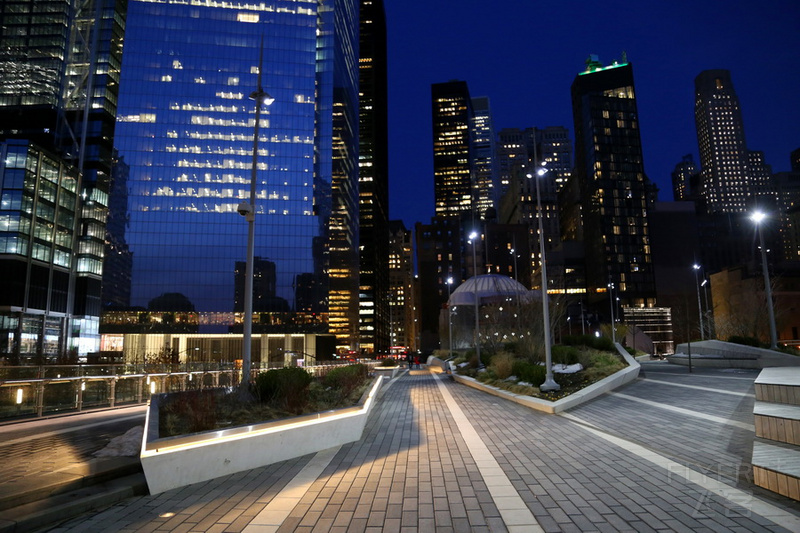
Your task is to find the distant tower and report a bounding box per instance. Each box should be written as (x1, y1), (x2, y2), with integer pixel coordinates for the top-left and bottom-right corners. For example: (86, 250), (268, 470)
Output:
(694, 70), (750, 213)
(671, 154), (699, 201)
(569, 55), (657, 308)
(358, 0), (390, 354)
(471, 96), (499, 218)
(432, 81), (475, 218)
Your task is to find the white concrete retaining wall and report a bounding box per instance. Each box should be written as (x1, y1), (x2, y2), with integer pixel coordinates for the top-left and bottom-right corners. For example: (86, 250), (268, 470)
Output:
(140, 377), (383, 494)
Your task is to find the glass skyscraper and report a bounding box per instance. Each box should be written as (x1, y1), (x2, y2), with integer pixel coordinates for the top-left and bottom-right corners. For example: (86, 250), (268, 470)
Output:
(109, 0), (360, 349)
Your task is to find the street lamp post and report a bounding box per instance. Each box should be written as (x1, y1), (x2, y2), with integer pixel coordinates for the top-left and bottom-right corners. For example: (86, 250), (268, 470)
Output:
(447, 277), (454, 359)
(527, 161), (559, 392)
(692, 264), (705, 341)
(608, 277), (616, 344)
(751, 211), (778, 349)
(468, 231), (481, 366)
(239, 40), (275, 389)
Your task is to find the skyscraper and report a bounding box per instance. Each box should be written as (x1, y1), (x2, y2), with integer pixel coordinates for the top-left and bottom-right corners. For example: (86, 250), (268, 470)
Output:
(358, 0), (390, 355)
(569, 55), (656, 308)
(671, 154), (699, 202)
(108, 0), (359, 352)
(0, 0), (125, 360)
(432, 81), (474, 219)
(471, 96), (499, 219)
(694, 70), (750, 213)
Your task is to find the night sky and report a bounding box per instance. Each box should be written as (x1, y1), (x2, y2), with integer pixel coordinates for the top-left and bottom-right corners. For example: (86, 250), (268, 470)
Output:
(384, 0), (800, 228)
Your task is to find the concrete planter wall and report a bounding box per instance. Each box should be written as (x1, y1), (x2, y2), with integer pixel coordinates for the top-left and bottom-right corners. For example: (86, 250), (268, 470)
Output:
(140, 377), (383, 494)
(449, 343), (640, 414)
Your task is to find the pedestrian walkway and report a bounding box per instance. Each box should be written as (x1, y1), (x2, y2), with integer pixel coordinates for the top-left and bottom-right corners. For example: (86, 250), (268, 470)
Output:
(49, 363), (800, 532)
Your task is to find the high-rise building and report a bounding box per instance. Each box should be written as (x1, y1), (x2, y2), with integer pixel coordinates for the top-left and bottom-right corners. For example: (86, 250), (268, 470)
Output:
(107, 0), (360, 351)
(471, 96), (499, 219)
(388, 220), (415, 351)
(0, 0), (125, 361)
(432, 81), (475, 219)
(694, 70), (751, 213)
(568, 55), (657, 308)
(358, 0), (389, 355)
(671, 154), (699, 202)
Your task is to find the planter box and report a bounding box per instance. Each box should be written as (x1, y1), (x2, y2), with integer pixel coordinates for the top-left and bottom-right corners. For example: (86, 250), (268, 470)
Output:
(448, 343), (640, 414)
(373, 366), (401, 380)
(140, 377), (383, 494)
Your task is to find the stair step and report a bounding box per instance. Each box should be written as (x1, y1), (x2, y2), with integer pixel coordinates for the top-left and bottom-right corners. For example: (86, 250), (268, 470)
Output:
(754, 368), (800, 406)
(754, 401), (800, 445)
(0, 472), (147, 533)
(752, 440), (800, 501)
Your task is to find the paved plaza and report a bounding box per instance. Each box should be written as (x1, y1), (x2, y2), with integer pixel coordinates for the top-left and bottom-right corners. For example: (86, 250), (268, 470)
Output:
(41, 362), (800, 532)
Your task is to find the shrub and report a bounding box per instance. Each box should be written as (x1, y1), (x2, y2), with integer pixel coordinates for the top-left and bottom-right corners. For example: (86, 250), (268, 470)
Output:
(511, 359), (546, 386)
(159, 388), (219, 437)
(551, 345), (580, 366)
(253, 367), (312, 413)
(324, 364), (369, 401)
(380, 357), (397, 367)
(490, 352), (515, 380)
(727, 335), (762, 348)
(592, 336), (615, 351)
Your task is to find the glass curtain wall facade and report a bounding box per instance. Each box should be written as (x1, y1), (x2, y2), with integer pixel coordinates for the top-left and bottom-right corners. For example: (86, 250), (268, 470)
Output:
(0, 0), (125, 359)
(471, 96), (498, 219)
(110, 0), (359, 346)
(570, 56), (656, 308)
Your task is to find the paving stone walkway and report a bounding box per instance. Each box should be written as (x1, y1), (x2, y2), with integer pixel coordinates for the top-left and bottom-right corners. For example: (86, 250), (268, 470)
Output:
(48, 363), (800, 532)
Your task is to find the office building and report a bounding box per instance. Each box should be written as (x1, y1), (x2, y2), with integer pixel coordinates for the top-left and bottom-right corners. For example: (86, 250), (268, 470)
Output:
(568, 55), (657, 309)
(671, 154), (699, 202)
(106, 0), (360, 355)
(471, 96), (499, 219)
(694, 70), (751, 213)
(388, 220), (415, 351)
(358, 0), (390, 354)
(432, 81), (475, 219)
(0, 0), (125, 361)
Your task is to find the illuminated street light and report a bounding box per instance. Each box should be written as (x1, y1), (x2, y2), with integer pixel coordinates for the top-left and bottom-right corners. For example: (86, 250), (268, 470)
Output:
(240, 38), (275, 388)
(692, 264), (705, 340)
(526, 156), (559, 392)
(468, 231), (481, 366)
(750, 211), (778, 349)
(447, 277), (454, 360)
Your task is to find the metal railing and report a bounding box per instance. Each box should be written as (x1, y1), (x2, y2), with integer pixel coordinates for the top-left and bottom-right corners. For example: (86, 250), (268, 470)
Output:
(0, 360), (378, 422)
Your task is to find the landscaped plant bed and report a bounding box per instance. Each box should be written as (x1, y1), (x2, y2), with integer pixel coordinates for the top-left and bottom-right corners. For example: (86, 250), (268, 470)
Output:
(140, 364), (382, 494)
(450, 341), (640, 414)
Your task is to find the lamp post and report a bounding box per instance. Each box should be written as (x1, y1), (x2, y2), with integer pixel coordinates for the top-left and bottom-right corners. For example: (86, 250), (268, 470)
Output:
(608, 277), (616, 344)
(751, 211), (778, 349)
(447, 277), (454, 359)
(468, 231), (481, 366)
(692, 264), (705, 341)
(526, 162), (559, 392)
(239, 40), (275, 388)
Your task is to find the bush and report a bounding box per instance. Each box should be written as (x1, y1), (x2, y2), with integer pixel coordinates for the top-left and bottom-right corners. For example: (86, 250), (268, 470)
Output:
(379, 357), (397, 367)
(253, 367), (312, 413)
(592, 336), (615, 351)
(727, 335), (762, 348)
(551, 345), (580, 366)
(159, 388), (219, 437)
(511, 359), (546, 386)
(489, 352), (515, 380)
(324, 364), (369, 401)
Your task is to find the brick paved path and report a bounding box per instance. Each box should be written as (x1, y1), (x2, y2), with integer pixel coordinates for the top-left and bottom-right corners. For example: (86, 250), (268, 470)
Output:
(49, 364), (800, 532)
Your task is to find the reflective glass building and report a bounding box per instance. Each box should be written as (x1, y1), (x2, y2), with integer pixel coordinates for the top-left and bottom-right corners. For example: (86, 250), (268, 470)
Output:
(109, 0), (360, 349)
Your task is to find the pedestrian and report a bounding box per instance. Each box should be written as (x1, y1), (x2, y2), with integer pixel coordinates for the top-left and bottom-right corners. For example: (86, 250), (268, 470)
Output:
(406, 351), (412, 369)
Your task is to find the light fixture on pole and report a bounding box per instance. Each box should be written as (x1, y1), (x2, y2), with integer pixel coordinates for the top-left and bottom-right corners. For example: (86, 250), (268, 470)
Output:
(608, 277), (616, 344)
(750, 211), (778, 349)
(526, 160), (559, 392)
(239, 37), (275, 389)
(468, 231), (481, 366)
(447, 277), (454, 359)
(692, 264), (705, 340)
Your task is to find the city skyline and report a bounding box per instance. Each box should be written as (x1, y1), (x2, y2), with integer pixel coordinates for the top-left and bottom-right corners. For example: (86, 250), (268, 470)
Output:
(384, 0), (800, 227)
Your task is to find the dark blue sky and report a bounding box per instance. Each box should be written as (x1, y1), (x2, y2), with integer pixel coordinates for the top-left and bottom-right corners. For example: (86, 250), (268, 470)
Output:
(384, 0), (800, 228)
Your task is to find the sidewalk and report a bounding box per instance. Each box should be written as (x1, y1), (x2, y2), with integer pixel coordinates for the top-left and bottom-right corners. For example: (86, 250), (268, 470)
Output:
(48, 363), (800, 532)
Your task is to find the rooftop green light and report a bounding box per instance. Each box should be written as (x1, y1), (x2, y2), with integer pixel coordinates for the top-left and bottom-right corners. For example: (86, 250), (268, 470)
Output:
(578, 62), (629, 76)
